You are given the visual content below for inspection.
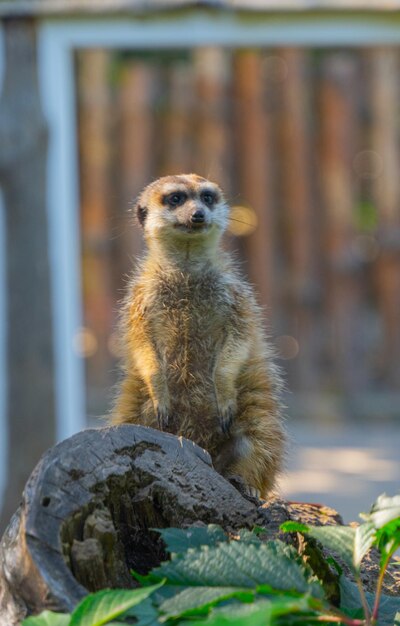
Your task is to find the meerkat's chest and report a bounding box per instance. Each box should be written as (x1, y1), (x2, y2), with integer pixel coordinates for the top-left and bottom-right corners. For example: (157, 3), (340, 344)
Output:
(150, 272), (232, 356)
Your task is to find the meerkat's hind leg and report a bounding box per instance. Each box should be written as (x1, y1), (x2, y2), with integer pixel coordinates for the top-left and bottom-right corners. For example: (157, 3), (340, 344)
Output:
(111, 372), (144, 424)
(225, 420), (285, 500)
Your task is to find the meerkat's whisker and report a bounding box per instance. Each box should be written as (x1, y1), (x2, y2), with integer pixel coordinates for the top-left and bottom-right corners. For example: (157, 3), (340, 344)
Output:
(228, 216), (256, 227)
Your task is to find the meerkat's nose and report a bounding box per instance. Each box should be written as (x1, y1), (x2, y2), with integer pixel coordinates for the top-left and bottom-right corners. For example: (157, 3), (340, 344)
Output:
(191, 209), (205, 224)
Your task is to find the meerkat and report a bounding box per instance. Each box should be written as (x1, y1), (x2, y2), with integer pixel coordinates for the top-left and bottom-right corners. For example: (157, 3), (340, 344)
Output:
(112, 173), (285, 498)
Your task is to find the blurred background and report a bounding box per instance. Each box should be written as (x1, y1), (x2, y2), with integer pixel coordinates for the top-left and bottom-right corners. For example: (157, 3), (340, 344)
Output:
(76, 47), (399, 520)
(1, 9), (399, 530)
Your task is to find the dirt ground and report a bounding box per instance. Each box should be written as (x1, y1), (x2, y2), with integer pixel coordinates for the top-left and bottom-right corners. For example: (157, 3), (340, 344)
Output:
(279, 416), (400, 523)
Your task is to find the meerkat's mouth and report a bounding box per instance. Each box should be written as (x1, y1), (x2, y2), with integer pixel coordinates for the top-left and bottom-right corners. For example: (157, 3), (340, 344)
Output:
(174, 223), (211, 233)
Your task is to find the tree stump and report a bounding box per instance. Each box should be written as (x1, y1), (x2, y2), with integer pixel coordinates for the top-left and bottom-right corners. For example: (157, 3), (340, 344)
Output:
(0, 425), (398, 626)
(0, 425), (258, 624)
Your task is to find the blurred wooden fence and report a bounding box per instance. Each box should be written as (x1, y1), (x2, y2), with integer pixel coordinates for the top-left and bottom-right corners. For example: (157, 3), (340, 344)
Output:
(75, 47), (400, 420)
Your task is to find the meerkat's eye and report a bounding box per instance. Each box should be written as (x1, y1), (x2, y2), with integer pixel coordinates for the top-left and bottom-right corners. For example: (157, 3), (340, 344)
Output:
(166, 192), (187, 208)
(201, 191), (216, 206)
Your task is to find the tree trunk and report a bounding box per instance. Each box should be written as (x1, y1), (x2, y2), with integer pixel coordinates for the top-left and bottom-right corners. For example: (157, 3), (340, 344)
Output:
(0, 19), (55, 532)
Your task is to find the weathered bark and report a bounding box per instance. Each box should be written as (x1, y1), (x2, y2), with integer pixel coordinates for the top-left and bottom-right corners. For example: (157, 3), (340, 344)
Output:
(0, 425), (258, 624)
(0, 425), (398, 626)
(0, 19), (55, 532)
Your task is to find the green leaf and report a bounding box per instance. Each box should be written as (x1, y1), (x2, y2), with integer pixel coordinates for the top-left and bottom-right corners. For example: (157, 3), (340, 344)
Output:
(235, 529), (262, 544)
(284, 520), (375, 573)
(186, 601), (273, 626)
(326, 556), (343, 577)
(282, 520), (375, 573)
(361, 495), (400, 566)
(123, 597), (160, 626)
(70, 584), (163, 626)
(22, 612), (70, 626)
(251, 526), (267, 537)
(338, 574), (368, 614)
(354, 522), (376, 571)
(362, 494), (400, 529)
(184, 594), (320, 626)
(394, 611), (400, 625)
(159, 587), (255, 619)
(295, 525), (356, 573)
(142, 540), (324, 597)
(280, 521), (310, 534)
(154, 526), (228, 555)
(339, 576), (400, 626)
(378, 596), (400, 626)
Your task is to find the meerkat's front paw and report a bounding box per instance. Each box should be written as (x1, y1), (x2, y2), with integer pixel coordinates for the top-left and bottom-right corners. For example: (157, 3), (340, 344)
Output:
(245, 485), (261, 499)
(227, 475), (261, 501)
(156, 406), (170, 431)
(218, 405), (235, 435)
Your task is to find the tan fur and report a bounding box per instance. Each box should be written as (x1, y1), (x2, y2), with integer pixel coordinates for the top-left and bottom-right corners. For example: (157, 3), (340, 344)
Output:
(112, 174), (285, 497)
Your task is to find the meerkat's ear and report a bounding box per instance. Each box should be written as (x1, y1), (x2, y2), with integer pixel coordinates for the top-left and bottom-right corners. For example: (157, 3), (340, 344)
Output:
(135, 203), (148, 227)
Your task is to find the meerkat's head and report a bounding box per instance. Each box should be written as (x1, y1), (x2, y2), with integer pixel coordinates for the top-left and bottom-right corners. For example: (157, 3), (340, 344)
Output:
(134, 174), (229, 248)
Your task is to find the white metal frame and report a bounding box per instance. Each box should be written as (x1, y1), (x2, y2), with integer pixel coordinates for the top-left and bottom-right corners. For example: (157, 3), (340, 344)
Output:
(37, 10), (400, 442)
(0, 25), (7, 505)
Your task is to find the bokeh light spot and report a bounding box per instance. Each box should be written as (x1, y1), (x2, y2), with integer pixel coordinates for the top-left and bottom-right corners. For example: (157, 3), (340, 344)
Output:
(73, 327), (98, 358)
(228, 205), (258, 237)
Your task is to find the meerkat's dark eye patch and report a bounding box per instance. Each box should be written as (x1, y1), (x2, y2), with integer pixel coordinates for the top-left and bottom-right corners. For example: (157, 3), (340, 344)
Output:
(200, 190), (217, 207)
(164, 191), (187, 208)
(136, 204), (148, 226)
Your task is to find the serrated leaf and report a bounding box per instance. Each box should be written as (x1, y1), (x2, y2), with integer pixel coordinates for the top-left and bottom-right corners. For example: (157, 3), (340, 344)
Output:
(159, 587), (254, 619)
(185, 601), (273, 626)
(301, 526), (356, 573)
(22, 612), (70, 626)
(378, 596), (400, 626)
(363, 494), (400, 529)
(126, 586), (182, 626)
(235, 529), (262, 544)
(339, 574), (369, 614)
(70, 584), (163, 626)
(145, 540), (323, 597)
(286, 521), (375, 573)
(339, 576), (400, 626)
(183, 594), (319, 626)
(354, 522), (376, 571)
(155, 526), (228, 555)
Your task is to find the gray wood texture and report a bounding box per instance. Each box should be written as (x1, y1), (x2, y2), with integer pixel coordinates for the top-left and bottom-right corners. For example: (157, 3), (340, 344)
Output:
(0, 425), (258, 624)
(0, 20), (56, 532)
